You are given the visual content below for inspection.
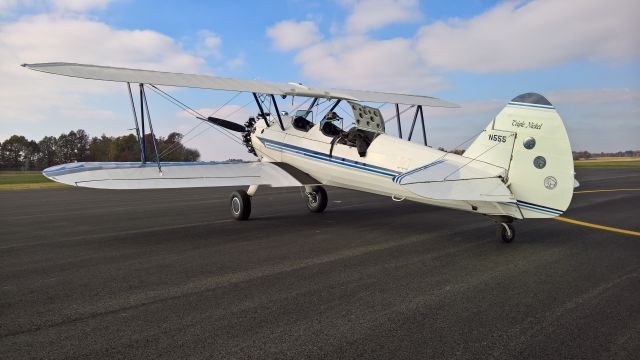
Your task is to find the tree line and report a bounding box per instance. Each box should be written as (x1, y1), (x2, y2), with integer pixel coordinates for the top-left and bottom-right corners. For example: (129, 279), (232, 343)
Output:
(0, 130), (200, 170)
(572, 150), (639, 160)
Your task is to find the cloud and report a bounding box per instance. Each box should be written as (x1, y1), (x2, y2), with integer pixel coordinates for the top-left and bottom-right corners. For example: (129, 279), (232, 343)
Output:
(266, 20), (323, 51)
(416, 0), (640, 72)
(417, 88), (640, 153)
(343, 0), (421, 33)
(197, 30), (222, 58)
(263, 5), (439, 93)
(49, 0), (110, 12)
(0, 0), (20, 13)
(548, 88), (640, 105)
(0, 0), (111, 14)
(295, 35), (443, 92)
(226, 54), (245, 69)
(0, 13), (210, 145)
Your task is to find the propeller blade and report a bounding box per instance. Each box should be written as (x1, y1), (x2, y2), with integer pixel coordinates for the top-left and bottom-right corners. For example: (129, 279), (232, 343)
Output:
(203, 116), (247, 133)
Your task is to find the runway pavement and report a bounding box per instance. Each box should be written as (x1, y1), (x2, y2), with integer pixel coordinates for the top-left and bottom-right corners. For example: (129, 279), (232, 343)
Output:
(1, 167), (638, 359)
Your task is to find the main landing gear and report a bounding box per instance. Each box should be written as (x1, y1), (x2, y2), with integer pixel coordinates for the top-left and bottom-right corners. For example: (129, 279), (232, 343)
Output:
(229, 185), (328, 221)
(229, 185), (258, 221)
(230, 190), (251, 220)
(305, 185), (328, 213)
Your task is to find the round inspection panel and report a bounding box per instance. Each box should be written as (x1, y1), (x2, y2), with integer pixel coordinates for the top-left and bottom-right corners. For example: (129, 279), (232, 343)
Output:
(533, 156), (546, 169)
(523, 137), (536, 150)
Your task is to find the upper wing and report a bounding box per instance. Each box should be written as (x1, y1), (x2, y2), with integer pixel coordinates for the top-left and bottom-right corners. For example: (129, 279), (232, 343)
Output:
(23, 62), (458, 108)
(43, 161), (318, 189)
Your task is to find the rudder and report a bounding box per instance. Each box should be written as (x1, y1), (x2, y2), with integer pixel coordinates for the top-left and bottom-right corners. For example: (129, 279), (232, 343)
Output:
(465, 93), (574, 218)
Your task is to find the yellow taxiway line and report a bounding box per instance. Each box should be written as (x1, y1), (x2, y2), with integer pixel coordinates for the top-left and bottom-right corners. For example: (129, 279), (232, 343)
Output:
(554, 217), (640, 237)
(574, 188), (640, 194)
(552, 188), (640, 236)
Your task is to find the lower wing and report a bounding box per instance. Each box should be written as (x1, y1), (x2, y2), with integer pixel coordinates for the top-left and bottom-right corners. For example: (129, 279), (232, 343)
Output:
(43, 161), (317, 189)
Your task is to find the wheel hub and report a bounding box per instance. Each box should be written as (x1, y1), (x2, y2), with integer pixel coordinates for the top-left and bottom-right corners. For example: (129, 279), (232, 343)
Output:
(231, 197), (241, 215)
(307, 192), (318, 205)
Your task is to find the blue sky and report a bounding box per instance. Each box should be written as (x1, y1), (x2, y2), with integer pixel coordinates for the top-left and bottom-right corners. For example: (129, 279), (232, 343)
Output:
(1, 0), (638, 160)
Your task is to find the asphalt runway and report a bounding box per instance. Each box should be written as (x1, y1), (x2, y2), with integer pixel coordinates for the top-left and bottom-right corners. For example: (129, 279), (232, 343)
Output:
(1, 168), (638, 359)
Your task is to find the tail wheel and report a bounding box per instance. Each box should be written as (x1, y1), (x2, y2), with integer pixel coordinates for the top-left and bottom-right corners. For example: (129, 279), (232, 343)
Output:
(230, 190), (251, 220)
(499, 223), (516, 243)
(306, 186), (328, 213)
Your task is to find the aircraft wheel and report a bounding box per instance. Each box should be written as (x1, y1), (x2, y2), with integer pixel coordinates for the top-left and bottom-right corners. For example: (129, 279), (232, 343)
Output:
(306, 186), (327, 213)
(230, 190), (251, 220)
(498, 223), (515, 243)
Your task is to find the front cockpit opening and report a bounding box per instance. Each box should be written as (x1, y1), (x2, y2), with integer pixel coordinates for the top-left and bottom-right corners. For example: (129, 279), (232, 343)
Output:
(292, 109), (314, 132)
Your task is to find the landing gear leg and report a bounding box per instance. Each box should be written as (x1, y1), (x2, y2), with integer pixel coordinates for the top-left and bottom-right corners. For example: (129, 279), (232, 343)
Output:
(498, 222), (516, 243)
(230, 189), (251, 220)
(305, 185), (328, 213)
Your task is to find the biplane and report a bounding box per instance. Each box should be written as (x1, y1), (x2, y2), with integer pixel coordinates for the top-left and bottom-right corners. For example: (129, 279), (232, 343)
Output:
(23, 63), (576, 242)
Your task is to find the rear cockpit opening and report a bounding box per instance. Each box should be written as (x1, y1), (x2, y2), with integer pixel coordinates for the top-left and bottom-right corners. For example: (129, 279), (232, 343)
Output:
(326, 102), (386, 157)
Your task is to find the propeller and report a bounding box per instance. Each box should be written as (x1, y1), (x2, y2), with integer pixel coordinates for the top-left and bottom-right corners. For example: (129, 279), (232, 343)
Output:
(199, 115), (257, 156)
(201, 116), (247, 133)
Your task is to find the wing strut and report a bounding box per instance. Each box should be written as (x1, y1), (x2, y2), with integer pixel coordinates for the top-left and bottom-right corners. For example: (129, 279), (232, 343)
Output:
(252, 93), (269, 127)
(407, 105), (428, 146)
(395, 104), (402, 139)
(126, 82), (144, 162)
(141, 85), (162, 172)
(139, 84), (147, 162)
(328, 99), (342, 113)
(420, 105), (428, 146)
(270, 94), (285, 131)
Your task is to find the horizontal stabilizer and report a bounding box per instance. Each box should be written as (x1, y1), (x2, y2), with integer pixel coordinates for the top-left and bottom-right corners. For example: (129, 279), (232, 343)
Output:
(402, 178), (514, 202)
(394, 157), (513, 202)
(43, 161), (305, 190)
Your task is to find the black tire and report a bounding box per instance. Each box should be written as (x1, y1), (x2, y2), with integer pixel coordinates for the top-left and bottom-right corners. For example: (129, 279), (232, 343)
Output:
(230, 190), (251, 220)
(306, 186), (328, 213)
(499, 223), (516, 243)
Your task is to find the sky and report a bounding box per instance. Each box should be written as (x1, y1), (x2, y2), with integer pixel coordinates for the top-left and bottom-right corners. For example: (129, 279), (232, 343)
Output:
(0, 0), (638, 161)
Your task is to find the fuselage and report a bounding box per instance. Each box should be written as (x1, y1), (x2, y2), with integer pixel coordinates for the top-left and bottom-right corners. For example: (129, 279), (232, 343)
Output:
(251, 115), (521, 219)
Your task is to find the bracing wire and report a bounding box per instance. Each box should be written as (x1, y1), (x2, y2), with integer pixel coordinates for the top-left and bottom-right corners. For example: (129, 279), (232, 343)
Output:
(170, 98), (255, 154)
(384, 105), (415, 124)
(158, 90), (244, 158)
(442, 132), (514, 181)
(146, 85), (240, 142)
(291, 97), (310, 112)
(144, 85), (245, 158)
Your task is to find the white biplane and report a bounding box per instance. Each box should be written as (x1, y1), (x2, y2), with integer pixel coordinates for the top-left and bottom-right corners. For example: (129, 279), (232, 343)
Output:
(23, 63), (576, 242)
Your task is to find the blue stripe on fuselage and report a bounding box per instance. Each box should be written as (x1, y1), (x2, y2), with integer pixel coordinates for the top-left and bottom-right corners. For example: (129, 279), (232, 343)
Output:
(258, 137), (398, 177)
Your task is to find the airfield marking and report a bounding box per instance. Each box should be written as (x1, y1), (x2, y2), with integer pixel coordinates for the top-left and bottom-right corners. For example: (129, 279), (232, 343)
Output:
(554, 216), (640, 237)
(574, 188), (640, 194)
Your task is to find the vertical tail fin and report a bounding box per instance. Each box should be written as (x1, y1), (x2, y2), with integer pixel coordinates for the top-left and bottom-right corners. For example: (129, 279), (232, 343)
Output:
(465, 93), (574, 218)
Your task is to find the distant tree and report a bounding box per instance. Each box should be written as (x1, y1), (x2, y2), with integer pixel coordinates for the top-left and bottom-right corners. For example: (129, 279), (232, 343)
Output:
(88, 135), (114, 162)
(55, 129), (90, 163)
(23, 140), (39, 170)
(1, 129), (201, 169)
(157, 132), (186, 161)
(36, 136), (58, 168)
(56, 131), (75, 163)
(183, 148), (200, 162)
(74, 129), (90, 161)
(140, 132), (200, 162)
(0, 135), (32, 169)
(109, 134), (140, 162)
